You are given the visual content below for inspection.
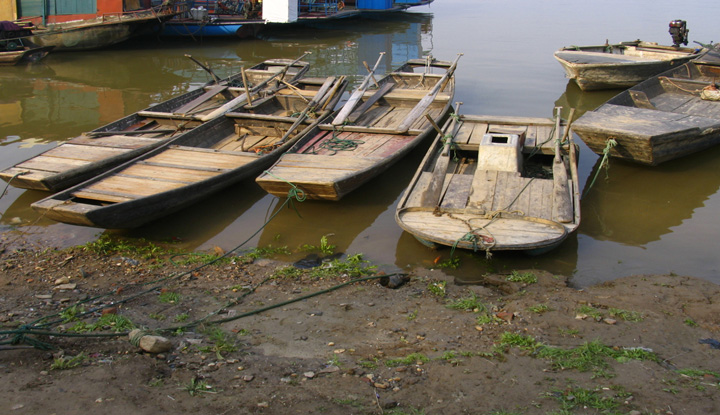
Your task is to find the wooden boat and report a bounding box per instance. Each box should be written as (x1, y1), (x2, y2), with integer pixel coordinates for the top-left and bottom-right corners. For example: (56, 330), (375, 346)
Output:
(31, 76), (347, 229)
(0, 43), (52, 65)
(572, 44), (720, 165)
(554, 40), (705, 91)
(255, 55), (459, 201)
(0, 57), (310, 192)
(395, 108), (580, 255)
(0, 20), (53, 65)
(21, 3), (185, 51)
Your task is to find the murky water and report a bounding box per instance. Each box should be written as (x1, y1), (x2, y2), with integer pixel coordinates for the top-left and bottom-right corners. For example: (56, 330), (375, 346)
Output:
(2, 0), (720, 287)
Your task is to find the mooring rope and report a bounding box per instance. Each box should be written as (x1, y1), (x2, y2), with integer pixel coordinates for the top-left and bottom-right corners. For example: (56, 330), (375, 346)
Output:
(583, 138), (617, 198)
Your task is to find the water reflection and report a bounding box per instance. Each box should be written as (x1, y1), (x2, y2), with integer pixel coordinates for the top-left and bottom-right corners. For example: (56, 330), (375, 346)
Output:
(553, 80), (620, 119)
(581, 145), (720, 246)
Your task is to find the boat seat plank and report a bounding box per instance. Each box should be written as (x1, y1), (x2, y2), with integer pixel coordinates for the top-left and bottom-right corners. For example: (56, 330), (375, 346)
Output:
(70, 135), (163, 148)
(351, 105), (393, 127)
(174, 85), (229, 114)
(467, 123), (489, 146)
(373, 107), (409, 129)
(71, 189), (136, 204)
(136, 110), (198, 121)
(439, 174), (473, 209)
(120, 164), (220, 183)
(488, 124), (528, 136)
(147, 148), (256, 170)
(454, 122), (476, 145)
(467, 170), (498, 211)
(80, 175), (188, 198)
(348, 82), (395, 123)
(554, 50), (658, 64)
(15, 155), (93, 173)
(41, 144), (130, 161)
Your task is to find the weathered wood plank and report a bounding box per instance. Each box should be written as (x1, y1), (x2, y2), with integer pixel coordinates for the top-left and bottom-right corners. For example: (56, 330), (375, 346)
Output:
(15, 156), (92, 173)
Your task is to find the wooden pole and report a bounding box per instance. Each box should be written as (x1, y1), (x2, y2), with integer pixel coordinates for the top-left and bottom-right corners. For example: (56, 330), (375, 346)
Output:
(241, 67), (253, 107)
(332, 52), (386, 125)
(396, 53), (463, 133)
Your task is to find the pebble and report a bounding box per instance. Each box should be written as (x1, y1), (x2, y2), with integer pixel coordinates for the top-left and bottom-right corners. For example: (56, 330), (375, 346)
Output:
(54, 276), (71, 285)
(243, 375), (254, 382)
(304, 371), (315, 379)
(603, 318), (617, 325)
(257, 402), (269, 408)
(53, 283), (77, 291)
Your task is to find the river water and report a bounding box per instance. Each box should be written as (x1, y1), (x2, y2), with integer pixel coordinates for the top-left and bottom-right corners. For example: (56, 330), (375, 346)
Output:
(2, 0), (720, 287)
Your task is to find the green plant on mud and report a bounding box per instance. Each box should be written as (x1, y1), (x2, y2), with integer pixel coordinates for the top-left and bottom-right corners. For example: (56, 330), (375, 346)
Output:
(50, 353), (87, 370)
(299, 235), (336, 255)
(446, 293), (486, 312)
(506, 270), (537, 284)
(196, 325), (237, 359)
(67, 313), (135, 333)
(427, 280), (447, 297)
(499, 332), (658, 376)
(386, 353), (430, 367)
(546, 385), (620, 413)
(182, 377), (219, 396)
(307, 254), (377, 279)
(158, 291), (181, 304)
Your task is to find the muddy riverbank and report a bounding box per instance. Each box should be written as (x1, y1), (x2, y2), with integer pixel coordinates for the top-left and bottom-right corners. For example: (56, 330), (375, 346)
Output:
(1, 240), (719, 414)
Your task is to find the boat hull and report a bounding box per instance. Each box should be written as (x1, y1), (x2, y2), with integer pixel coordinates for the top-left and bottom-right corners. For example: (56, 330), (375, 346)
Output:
(0, 59), (311, 191)
(256, 58), (456, 200)
(31, 76), (347, 228)
(554, 42), (703, 91)
(573, 46), (720, 165)
(395, 113), (580, 254)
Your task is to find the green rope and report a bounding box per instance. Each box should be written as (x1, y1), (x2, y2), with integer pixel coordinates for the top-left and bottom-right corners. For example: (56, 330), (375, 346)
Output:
(310, 127), (364, 155)
(0, 183), (310, 350)
(583, 138), (617, 198)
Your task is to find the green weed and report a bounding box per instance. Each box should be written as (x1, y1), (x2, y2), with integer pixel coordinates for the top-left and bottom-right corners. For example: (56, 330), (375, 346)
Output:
(677, 368), (720, 378)
(435, 256), (461, 269)
(609, 308), (643, 322)
(307, 254), (377, 279)
(427, 281), (447, 297)
(59, 305), (85, 323)
(684, 318), (699, 327)
(506, 271), (537, 284)
(271, 265), (304, 279)
(386, 353), (430, 367)
(159, 291), (181, 304)
(175, 313), (189, 322)
(576, 305), (603, 320)
(528, 304), (552, 314)
(182, 377), (218, 396)
(197, 325), (237, 359)
(68, 313), (135, 333)
(547, 386), (619, 412)
(446, 293), (486, 312)
(299, 235), (336, 255)
(50, 353), (87, 370)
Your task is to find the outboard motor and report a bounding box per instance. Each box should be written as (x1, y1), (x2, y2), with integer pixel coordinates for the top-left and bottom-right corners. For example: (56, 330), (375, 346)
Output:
(669, 20), (689, 47)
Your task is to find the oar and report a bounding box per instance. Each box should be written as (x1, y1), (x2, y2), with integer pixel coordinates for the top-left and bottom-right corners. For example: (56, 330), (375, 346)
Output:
(552, 107), (574, 223)
(198, 52), (311, 122)
(185, 54), (221, 84)
(396, 53), (463, 133)
(421, 102), (463, 207)
(276, 76), (341, 145)
(332, 52), (386, 125)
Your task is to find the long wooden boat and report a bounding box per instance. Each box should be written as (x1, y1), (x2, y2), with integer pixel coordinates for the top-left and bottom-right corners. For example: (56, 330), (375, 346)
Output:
(0, 20), (53, 65)
(0, 58), (310, 192)
(395, 109), (580, 255)
(23, 4), (185, 51)
(31, 76), (348, 229)
(554, 40), (706, 91)
(572, 44), (720, 165)
(255, 55), (458, 201)
(0, 43), (52, 65)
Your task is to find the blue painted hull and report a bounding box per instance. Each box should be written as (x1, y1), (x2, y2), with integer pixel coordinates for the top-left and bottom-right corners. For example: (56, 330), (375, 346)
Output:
(161, 22), (243, 37)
